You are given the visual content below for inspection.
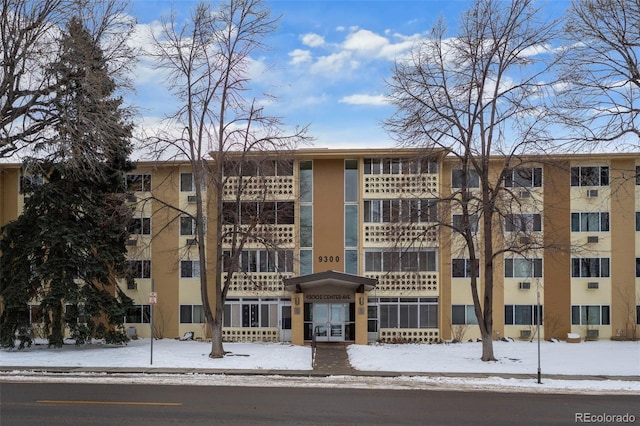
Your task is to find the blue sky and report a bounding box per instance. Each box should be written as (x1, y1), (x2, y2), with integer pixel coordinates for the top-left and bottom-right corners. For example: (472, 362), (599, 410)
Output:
(128, 0), (570, 149)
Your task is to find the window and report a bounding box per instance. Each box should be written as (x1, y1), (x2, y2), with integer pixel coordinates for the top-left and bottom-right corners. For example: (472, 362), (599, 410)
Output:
(570, 166), (609, 186)
(505, 167), (543, 188)
(344, 160), (358, 202)
(180, 216), (198, 236)
(571, 258), (610, 278)
(365, 250), (437, 272)
(223, 202), (294, 225)
(299, 161), (313, 202)
(344, 250), (358, 274)
(125, 305), (151, 323)
(452, 169), (480, 188)
(637, 306), (640, 325)
(636, 212), (640, 231)
(299, 250), (312, 275)
(363, 158), (438, 175)
(452, 258), (478, 278)
(451, 305), (478, 325)
(369, 297), (438, 329)
(180, 305), (205, 323)
(126, 174), (152, 192)
(180, 260), (200, 278)
(227, 250), (294, 273)
(636, 166), (639, 185)
(453, 214), (478, 233)
(571, 212), (609, 232)
(504, 305), (543, 325)
(19, 174), (43, 193)
(128, 217), (151, 235)
(363, 199), (436, 223)
(636, 258), (640, 278)
(571, 305), (610, 325)
(300, 205), (312, 247)
(504, 258), (543, 278)
(127, 260), (151, 279)
(505, 214), (542, 232)
(344, 205), (358, 247)
(222, 298), (279, 328)
(180, 173), (193, 192)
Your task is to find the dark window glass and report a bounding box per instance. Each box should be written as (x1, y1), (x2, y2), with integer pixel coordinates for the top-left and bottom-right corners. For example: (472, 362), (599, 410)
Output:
(180, 173), (193, 192)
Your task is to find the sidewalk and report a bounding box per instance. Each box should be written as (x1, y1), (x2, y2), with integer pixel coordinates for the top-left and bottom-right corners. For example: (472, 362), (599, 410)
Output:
(1, 344), (638, 382)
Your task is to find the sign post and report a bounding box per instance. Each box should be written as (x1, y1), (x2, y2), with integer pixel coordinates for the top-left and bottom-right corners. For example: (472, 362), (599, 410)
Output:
(149, 287), (157, 365)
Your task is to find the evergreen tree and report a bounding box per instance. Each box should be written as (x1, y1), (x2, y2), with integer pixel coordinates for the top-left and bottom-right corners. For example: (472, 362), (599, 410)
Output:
(0, 17), (134, 348)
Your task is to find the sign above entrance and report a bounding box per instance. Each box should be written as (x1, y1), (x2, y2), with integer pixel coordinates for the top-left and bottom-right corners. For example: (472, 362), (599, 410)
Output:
(304, 294), (354, 302)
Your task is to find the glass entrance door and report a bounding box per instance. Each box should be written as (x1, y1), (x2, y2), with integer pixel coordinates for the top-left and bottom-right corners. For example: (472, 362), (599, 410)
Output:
(313, 303), (345, 342)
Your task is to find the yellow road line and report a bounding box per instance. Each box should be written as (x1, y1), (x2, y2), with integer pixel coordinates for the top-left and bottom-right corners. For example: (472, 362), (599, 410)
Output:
(36, 400), (182, 406)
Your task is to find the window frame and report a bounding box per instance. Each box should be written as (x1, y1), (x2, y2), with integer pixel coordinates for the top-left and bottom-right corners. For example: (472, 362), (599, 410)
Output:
(504, 167), (543, 188)
(452, 258), (479, 278)
(571, 257), (610, 278)
(451, 304), (478, 325)
(126, 174), (152, 192)
(571, 305), (611, 325)
(504, 258), (543, 278)
(128, 217), (151, 235)
(570, 212), (610, 232)
(570, 166), (609, 187)
(451, 169), (480, 188)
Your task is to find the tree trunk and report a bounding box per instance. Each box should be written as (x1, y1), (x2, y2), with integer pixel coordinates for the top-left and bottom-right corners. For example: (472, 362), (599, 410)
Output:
(208, 317), (225, 358)
(481, 331), (495, 361)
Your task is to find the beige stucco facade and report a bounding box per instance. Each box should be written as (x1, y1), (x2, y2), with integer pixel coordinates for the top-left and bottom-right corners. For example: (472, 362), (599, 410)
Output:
(1, 150), (639, 344)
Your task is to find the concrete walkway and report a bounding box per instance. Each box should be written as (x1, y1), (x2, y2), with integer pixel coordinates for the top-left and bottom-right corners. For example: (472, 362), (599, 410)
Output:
(312, 343), (354, 375)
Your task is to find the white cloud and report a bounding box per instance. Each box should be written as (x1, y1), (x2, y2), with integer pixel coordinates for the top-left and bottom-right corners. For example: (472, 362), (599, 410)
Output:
(289, 49), (312, 64)
(301, 33), (325, 47)
(342, 29), (421, 61)
(339, 94), (389, 106)
(343, 29), (389, 54)
(310, 51), (358, 75)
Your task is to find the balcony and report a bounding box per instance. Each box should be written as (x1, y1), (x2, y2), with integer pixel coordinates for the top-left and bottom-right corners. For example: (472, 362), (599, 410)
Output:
(364, 271), (438, 294)
(363, 223), (438, 247)
(221, 224), (295, 247)
(223, 272), (293, 295)
(223, 175), (295, 201)
(363, 173), (438, 198)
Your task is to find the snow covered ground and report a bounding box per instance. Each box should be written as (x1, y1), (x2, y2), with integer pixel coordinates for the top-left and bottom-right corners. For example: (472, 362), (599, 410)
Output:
(1, 339), (638, 394)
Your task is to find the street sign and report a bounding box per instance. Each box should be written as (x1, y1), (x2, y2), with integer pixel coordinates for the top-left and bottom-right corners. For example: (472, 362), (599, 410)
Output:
(149, 292), (157, 305)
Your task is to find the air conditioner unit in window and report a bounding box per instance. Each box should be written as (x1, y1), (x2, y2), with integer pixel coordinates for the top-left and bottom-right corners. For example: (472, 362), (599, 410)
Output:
(187, 195), (197, 203)
(186, 238), (197, 246)
(518, 282), (531, 290)
(23, 196), (31, 203)
(127, 281), (137, 290)
(519, 191), (531, 198)
(586, 189), (599, 198)
(126, 194), (137, 202)
(126, 239), (137, 246)
(587, 236), (599, 243)
(586, 329), (599, 339)
(520, 329), (532, 338)
(587, 282), (599, 289)
(519, 236), (531, 244)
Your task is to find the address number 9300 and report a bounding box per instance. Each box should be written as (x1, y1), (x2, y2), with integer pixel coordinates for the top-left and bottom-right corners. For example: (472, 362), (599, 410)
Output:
(318, 255), (340, 263)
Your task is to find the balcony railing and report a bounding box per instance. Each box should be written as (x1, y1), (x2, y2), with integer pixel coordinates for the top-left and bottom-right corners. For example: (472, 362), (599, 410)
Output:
(223, 176), (295, 201)
(364, 271), (438, 293)
(363, 173), (438, 198)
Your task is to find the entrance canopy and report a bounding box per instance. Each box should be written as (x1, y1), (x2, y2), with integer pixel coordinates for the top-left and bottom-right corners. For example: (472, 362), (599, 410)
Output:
(283, 270), (377, 293)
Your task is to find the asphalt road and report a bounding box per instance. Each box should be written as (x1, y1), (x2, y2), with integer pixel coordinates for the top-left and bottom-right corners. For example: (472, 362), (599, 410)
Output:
(1, 382), (638, 425)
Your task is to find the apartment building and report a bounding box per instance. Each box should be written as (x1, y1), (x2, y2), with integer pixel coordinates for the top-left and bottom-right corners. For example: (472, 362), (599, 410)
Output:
(1, 149), (638, 344)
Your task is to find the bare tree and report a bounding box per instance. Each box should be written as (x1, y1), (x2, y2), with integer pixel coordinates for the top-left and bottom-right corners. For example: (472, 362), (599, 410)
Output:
(0, 0), (136, 158)
(385, 0), (560, 361)
(148, 0), (309, 358)
(559, 0), (640, 150)
(1, 0), (65, 157)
